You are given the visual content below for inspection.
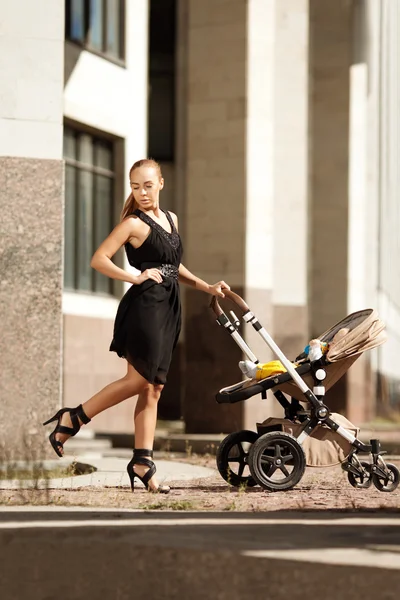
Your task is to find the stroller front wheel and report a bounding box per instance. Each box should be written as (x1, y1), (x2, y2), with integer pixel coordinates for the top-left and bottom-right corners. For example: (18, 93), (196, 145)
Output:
(371, 463), (400, 492)
(216, 430), (259, 488)
(249, 431), (306, 492)
(346, 460), (372, 489)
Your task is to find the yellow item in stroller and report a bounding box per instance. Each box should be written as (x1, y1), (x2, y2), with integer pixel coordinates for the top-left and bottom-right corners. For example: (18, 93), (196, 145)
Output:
(239, 359), (288, 380)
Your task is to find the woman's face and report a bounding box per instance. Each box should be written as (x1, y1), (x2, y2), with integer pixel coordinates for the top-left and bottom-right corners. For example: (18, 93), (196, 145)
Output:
(130, 166), (164, 209)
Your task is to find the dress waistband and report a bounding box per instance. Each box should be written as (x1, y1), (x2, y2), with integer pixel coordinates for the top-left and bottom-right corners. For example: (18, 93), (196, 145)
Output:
(142, 263), (179, 280)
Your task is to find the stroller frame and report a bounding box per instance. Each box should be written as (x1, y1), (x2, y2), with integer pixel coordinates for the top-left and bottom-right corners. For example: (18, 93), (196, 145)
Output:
(210, 290), (398, 492)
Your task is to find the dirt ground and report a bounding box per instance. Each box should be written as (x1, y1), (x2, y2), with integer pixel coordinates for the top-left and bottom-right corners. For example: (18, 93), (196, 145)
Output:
(1, 455), (399, 512)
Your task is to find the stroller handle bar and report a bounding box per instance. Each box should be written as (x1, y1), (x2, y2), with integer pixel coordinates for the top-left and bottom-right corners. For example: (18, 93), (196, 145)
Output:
(210, 289), (250, 318)
(210, 290), (311, 395)
(210, 291), (258, 363)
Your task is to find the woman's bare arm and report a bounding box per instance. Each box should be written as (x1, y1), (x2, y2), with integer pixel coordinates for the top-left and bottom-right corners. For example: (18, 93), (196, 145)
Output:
(90, 218), (139, 284)
(178, 263), (229, 297)
(90, 218), (162, 285)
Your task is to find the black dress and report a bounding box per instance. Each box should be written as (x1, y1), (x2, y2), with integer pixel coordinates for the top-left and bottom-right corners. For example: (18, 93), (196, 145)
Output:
(110, 208), (183, 384)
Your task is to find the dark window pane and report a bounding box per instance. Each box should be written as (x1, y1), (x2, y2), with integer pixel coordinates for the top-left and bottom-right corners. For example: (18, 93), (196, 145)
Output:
(70, 0), (85, 42)
(77, 170), (93, 291)
(79, 133), (93, 165)
(95, 139), (113, 170)
(64, 165), (76, 289)
(149, 0), (176, 56)
(148, 0), (175, 161)
(106, 0), (121, 58)
(63, 125), (116, 295)
(94, 175), (112, 293)
(63, 127), (76, 161)
(89, 0), (104, 51)
(148, 74), (174, 160)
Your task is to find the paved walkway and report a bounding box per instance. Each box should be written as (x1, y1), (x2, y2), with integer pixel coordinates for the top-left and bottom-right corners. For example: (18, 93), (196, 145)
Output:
(0, 456), (215, 490)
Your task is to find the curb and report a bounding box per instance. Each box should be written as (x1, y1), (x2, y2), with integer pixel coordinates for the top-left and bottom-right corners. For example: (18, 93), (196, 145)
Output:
(98, 432), (400, 456)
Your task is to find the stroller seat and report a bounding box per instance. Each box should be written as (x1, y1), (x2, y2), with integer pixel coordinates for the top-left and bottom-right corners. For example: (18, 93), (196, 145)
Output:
(216, 362), (312, 404)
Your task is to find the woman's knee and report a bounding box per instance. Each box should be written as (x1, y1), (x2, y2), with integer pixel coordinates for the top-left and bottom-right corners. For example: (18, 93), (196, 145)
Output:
(122, 372), (148, 396)
(142, 383), (164, 402)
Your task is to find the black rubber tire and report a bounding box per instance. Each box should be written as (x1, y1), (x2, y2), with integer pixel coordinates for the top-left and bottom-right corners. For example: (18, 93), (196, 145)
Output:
(347, 461), (372, 489)
(216, 430), (259, 488)
(249, 431), (306, 492)
(372, 463), (400, 492)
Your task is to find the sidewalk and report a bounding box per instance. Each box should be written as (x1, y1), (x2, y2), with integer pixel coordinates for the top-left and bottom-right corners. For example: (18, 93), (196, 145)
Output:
(0, 455), (215, 491)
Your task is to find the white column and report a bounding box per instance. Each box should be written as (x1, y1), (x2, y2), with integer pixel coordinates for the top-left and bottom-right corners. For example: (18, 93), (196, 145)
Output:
(0, 0), (64, 159)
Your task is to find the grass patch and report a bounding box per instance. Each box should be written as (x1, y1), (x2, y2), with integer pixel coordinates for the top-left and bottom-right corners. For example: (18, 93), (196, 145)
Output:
(223, 500), (237, 511)
(0, 461), (96, 481)
(143, 500), (196, 511)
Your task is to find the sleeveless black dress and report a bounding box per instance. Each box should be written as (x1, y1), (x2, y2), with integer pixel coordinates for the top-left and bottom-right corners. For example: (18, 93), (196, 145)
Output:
(110, 208), (182, 385)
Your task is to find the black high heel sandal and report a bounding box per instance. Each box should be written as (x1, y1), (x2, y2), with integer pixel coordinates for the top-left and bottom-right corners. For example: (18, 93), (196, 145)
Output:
(42, 404), (91, 457)
(127, 449), (170, 494)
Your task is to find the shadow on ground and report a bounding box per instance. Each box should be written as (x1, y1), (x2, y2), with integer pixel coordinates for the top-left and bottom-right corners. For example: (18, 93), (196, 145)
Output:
(0, 509), (399, 599)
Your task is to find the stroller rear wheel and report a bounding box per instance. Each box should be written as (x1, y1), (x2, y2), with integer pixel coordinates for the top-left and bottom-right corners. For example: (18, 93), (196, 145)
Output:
(216, 430), (259, 488)
(249, 431), (306, 492)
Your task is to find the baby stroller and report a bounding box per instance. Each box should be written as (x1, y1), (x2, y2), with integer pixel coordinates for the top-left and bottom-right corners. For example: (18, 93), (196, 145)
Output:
(210, 290), (399, 493)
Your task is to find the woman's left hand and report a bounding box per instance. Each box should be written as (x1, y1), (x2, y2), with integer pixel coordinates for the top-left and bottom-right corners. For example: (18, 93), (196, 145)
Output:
(209, 280), (230, 298)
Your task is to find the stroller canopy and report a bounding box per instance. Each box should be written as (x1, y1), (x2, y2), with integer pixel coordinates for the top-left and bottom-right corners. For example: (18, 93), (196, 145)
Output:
(319, 309), (387, 363)
(274, 308), (386, 402)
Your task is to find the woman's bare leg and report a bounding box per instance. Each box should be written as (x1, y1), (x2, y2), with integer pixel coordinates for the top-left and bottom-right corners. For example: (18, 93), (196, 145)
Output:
(55, 363), (148, 452)
(82, 364), (148, 419)
(132, 377), (164, 490)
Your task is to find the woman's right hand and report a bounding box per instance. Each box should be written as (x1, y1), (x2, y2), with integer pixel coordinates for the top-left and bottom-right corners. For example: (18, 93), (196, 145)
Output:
(135, 268), (163, 285)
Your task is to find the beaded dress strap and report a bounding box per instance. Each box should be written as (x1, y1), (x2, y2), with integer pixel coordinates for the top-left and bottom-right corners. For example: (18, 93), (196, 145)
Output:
(162, 209), (176, 233)
(134, 209), (180, 250)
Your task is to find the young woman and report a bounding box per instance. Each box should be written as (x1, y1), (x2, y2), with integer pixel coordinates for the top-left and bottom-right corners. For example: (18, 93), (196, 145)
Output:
(43, 159), (230, 493)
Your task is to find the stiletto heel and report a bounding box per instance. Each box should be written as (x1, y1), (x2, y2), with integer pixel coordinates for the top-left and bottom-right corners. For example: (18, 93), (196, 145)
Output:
(43, 408), (68, 427)
(127, 449), (170, 494)
(43, 404), (91, 457)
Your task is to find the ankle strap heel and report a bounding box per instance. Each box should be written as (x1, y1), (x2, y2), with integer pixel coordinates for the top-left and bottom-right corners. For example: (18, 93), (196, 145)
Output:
(42, 404), (91, 458)
(127, 448), (170, 494)
(133, 449), (153, 459)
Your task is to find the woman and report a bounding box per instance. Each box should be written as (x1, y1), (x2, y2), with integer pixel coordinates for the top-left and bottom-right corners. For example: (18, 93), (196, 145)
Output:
(43, 159), (230, 494)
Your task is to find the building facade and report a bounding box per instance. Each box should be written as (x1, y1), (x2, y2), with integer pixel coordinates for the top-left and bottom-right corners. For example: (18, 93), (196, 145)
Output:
(1, 0), (400, 450)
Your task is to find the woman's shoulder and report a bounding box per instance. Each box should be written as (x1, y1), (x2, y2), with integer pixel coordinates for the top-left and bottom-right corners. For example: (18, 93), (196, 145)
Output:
(122, 211), (141, 226)
(164, 209), (178, 228)
(118, 212), (143, 238)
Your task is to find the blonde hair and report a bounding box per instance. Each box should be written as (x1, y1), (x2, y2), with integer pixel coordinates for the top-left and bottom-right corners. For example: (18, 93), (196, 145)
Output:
(121, 159), (162, 221)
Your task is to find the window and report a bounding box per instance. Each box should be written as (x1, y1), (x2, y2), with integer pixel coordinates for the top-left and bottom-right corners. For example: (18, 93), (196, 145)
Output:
(148, 0), (176, 161)
(63, 125), (116, 295)
(65, 0), (125, 63)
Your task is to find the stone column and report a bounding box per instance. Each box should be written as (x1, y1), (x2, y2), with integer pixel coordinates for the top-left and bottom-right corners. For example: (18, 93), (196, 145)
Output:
(369, 0), (400, 420)
(346, 0), (374, 424)
(308, 0), (352, 413)
(0, 0), (64, 454)
(182, 0), (247, 433)
(182, 0), (310, 433)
